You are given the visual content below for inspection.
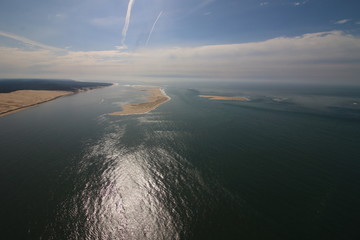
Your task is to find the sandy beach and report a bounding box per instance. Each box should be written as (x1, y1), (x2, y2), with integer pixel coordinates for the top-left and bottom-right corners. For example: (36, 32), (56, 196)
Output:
(200, 95), (249, 101)
(0, 90), (73, 117)
(109, 86), (170, 116)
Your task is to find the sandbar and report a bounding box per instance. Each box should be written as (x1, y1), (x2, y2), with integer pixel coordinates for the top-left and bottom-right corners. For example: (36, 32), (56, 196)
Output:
(0, 90), (73, 117)
(109, 86), (170, 116)
(200, 95), (249, 101)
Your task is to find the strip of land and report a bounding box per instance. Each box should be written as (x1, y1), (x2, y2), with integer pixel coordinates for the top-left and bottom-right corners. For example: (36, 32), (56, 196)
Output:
(200, 95), (249, 101)
(0, 90), (73, 117)
(0, 79), (113, 117)
(109, 86), (170, 116)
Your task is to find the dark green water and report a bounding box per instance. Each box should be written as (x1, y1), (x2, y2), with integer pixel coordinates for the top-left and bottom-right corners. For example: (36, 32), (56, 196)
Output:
(1, 83), (360, 239)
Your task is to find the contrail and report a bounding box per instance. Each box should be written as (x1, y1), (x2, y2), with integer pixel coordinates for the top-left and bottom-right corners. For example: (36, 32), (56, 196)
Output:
(146, 11), (163, 46)
(0, 31), (62, 51)
(121, 0), (136, 46)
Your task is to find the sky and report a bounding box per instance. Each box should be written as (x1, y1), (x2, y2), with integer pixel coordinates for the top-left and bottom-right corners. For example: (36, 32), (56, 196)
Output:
(0, 0), (360, 84)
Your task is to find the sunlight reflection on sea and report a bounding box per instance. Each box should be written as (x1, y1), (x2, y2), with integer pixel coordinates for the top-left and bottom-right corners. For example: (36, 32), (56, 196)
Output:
(53, 112), (207, 239)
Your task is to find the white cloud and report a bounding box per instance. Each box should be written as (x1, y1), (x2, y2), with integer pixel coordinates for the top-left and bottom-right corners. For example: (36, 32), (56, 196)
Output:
(260, 2), (269, 6)
(91, 16), (123, 27)
(335, 19), (351, 24)
(293, 1), (308, 6)
(55, 13), (67, 19)
(0, 31), (360, 84)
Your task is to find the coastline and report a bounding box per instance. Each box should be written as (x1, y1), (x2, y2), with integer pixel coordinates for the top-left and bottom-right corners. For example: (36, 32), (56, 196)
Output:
(0, 83), (113, 117)
(200, 95), (249, 101)
(0, 90), (74, 117)
(109, 86), (171, 116)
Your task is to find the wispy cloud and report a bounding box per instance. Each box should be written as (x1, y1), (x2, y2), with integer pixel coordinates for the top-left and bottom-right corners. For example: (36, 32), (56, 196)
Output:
(91, 16), (123, 27)
(0, 31), (63, 51)
(261, 1), (307, 7)
(48, 13), (67, 21)
(292, 1), (308, 6)
(188, 0), (215, 15)
(55, 13), (67, 19)
(121, 0), (136, 46)
(197, 0), (215, 9)
(146, 11), (163, 46)
(335, 19), (351, 24)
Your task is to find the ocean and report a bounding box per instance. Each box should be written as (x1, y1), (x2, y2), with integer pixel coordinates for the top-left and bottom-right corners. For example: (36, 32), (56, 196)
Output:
(1, 82), (360, 239)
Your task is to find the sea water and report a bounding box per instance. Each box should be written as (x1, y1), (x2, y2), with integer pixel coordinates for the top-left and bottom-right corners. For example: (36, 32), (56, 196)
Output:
(0, 82), (360, 239)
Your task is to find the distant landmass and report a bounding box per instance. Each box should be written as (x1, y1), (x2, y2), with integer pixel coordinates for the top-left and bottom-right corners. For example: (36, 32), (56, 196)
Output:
(0, 79), (112, 93)
(0, 79), (112, 116)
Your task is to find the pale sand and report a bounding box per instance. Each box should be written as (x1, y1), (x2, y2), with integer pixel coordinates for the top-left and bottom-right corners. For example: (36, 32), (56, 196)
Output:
(109, 86), (170, 116)
(0, 90), (73, 117)
(200, 95), (249, 101)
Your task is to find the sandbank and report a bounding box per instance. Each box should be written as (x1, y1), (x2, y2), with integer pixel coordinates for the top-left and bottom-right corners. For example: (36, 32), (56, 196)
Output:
(0, 90), (73, 117)
(200, 95), (249, 101)
(109, 86), (170, 116)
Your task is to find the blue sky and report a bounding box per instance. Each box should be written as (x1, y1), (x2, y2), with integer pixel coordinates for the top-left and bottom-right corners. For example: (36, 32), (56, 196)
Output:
(0, 0), (360, 84)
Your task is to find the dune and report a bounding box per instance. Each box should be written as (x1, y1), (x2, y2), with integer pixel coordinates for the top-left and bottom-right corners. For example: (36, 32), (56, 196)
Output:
(0, 90), (73, 117)
(109, 86), (170, 116)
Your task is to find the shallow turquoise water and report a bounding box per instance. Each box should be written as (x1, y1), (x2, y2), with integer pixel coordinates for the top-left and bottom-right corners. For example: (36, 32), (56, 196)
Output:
(1, 83), (360, 239)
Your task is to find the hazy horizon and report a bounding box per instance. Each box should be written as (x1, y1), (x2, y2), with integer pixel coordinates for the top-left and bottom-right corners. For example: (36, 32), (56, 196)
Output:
(0, 0), (359, 85)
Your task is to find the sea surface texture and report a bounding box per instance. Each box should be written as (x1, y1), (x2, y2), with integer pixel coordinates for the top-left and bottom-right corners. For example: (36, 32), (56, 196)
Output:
(1, 83), (360, 239)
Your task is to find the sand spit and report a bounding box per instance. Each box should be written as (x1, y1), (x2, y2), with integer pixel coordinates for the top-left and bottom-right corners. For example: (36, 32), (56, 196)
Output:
(109, 86), (171, 116)
(200, 95), (249, 101)
(0, 90), (73, 117)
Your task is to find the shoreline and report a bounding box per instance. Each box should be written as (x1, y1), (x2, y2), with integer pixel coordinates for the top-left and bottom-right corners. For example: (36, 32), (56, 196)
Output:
(108, 86), (171, 116)
(200, 95), (249, 101)
(0, 85), (112, 117)
(0, 90), (74, 117)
